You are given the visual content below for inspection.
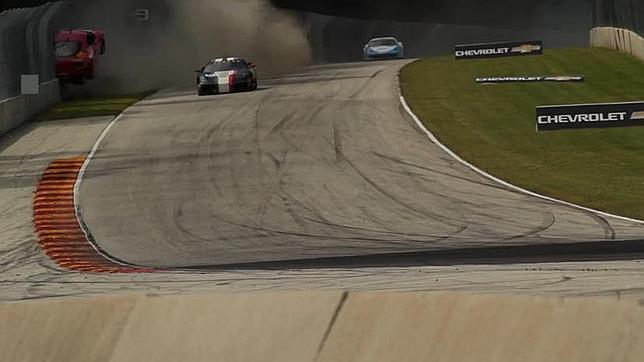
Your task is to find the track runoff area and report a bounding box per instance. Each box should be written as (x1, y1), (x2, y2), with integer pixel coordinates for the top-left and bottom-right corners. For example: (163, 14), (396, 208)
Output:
(401, 44), (644, 221)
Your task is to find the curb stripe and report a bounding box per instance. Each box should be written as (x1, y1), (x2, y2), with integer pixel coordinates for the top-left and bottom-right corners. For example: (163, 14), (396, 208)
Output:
(33, 156), (153, 273)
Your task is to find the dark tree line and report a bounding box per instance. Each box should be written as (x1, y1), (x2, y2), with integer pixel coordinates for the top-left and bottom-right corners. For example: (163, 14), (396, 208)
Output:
(7, 0), (638, 34)
(594, 0), (643, 33)
(270, 0), (593, 26)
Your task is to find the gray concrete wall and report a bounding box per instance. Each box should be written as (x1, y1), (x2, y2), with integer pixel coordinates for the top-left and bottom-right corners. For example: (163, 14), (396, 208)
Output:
(2, 291), (644, 362)
(591, 26), (644, 61)
(0, 2), (65, 137)
(0, 79), (60, 134)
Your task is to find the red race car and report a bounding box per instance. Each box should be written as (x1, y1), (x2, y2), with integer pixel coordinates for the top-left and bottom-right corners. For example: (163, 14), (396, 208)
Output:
(54, 29), (106, 83)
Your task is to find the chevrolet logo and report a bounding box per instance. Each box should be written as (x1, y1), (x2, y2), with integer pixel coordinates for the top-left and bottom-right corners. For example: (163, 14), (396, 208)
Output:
(543, 76), (584, 82)
(631, 111), (644, 120)
(511, 44), (542, 54)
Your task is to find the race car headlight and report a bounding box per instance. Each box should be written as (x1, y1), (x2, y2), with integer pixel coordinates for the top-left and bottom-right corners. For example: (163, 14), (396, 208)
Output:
(200, 74), (216, 83)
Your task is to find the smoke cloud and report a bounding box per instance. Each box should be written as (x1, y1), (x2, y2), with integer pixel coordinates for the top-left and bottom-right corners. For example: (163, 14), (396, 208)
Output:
(60, 0), (312, 95)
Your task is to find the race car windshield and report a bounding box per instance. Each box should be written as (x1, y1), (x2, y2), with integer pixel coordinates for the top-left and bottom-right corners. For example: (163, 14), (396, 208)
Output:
(369, 39), (397, 47)
(55, 41), (80, 57)
(204, 61), (247, 72)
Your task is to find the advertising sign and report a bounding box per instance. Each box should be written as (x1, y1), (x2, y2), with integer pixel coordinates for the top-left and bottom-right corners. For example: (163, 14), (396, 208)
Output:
(536, 101), (644, 131)
(455, 40), (543, 60)
(476, 76), (584, 83)
(20, 74), (39, 95)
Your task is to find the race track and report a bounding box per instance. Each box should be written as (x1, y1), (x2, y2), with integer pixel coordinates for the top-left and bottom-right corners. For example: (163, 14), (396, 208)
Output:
(78, 60), (644, 269)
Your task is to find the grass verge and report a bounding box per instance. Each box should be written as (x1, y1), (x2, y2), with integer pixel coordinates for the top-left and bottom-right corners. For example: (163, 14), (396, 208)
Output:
(400, 48), (644, 220)
(34, 91), (154, 121)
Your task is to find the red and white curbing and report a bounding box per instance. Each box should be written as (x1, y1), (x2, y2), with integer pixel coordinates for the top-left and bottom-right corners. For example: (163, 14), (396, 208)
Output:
(33, 155), (153, 273)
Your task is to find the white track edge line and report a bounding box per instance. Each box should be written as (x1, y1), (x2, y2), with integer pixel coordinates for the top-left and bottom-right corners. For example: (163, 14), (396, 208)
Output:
(398, 94), (644, 225)
(73, 113), (141, 268)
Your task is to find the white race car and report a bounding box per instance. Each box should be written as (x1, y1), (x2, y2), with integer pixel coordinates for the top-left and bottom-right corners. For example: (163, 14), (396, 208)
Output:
(196, 57), (258, 96)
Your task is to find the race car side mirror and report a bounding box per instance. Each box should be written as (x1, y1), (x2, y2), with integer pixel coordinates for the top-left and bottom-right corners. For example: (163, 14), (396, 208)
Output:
(248, 63), (255, 68)
(194, 69), (201, 73)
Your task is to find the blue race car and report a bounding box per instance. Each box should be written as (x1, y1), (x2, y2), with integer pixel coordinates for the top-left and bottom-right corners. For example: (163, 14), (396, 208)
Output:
(363, 37), (404, 61)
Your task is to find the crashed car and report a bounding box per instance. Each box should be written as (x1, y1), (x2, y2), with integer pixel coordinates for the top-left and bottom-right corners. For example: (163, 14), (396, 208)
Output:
(195, 57), (258, 96)
(54, 29), (106, 83)
(363, 37), (404, 61)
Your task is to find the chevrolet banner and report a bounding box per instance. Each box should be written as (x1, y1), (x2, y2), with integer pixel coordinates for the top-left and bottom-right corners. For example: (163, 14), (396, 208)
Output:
(536, 101), (644, 131)
(455, 40), (543, 60)
(476, 76), (584, 83)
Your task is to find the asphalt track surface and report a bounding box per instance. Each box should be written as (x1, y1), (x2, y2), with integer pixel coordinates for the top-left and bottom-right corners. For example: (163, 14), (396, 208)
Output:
(1, 78), (644, 300)
(78, 60), (644, 269)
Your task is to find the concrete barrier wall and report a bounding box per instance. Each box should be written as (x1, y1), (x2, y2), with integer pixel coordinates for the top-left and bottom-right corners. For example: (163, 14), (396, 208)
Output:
(2, 291), (643, 362)
(0, 292), (345, 362)
(591, 26), (644, 61)
(0, 79), (60, 134)
(318, 292), (644, 362)
(0, 2), (65, 137)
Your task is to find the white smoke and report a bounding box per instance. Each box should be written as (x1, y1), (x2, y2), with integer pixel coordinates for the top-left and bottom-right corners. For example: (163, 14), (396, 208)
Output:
(62, 0), (312, 95)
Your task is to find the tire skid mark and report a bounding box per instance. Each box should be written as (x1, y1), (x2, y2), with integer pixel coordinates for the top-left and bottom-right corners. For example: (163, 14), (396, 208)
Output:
(278, 181), (466, 243)
(332, 123), (344, 162)
(301, 215), (468, 242)
(210, 213), (438, 244)
(369, 152), (575, 241)
(576, 209), (616, 240)
(33, 156), (153, 273)
(281, 188), (467, 241)
(370, 151), (507, 192)
(500, 212), (557, 242)
(344, 157), (468, 229)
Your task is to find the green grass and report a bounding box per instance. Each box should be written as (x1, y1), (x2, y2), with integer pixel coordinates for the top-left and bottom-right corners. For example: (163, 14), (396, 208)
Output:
(400, 47), (644, 219)
(34, 91), (153, 121)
